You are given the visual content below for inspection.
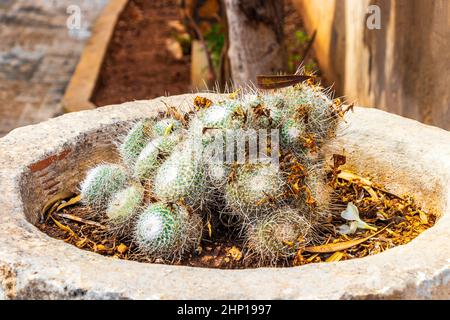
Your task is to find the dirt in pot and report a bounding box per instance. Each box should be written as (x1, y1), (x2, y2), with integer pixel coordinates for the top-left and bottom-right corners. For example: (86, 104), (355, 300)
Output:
(38, 167), (437, 269)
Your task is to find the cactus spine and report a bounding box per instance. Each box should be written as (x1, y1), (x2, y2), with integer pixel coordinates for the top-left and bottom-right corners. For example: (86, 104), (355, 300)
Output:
(106, 184), (144, 231)
(80, 164), (128, 209)
(134, 202), (202, 259)
(246, 207), (312, 264)
(119, 119), (153, 167)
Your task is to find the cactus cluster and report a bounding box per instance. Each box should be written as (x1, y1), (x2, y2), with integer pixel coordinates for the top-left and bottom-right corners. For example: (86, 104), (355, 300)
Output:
(79, 81), (342, 265)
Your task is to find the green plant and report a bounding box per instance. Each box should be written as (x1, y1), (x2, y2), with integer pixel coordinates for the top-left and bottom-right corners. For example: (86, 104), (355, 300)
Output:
(79, 80), (342, 265)
(119, 119), (153, 167)
(106, 184), (144, 233)
(204, 23), (225, 73)
(225, 164), (286, 220)
(80, 164), (128, 209)
(134, 202), (202, 259)
(133, 133), (181, 181)
(152, 143), (207, 207)
(246, 207), (312, 264)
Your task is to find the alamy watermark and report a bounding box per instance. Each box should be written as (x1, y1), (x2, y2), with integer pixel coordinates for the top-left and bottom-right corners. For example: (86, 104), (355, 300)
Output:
(188, 128), (280, 168)
(66, 5), (82, 30)
(366, 5), (381, 30)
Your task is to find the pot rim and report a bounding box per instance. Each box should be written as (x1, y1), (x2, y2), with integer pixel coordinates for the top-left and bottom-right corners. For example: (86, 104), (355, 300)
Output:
(0, 94), (449, 299)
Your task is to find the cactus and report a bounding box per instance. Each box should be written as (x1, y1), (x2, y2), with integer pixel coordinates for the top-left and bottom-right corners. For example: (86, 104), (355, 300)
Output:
(80, 164), (128, 209)
(246, 207), (312, 264)
(261, 94), (286, 127)
(134, 202), (202, 259)
(78, 80), (342, 266)
(302, 167), (332, 219)
(280, 118), (306, 150)
(119, 119), (153, 167)
(225, 164), (286, 219)
(152, 143), (207, 207)
(189, 100), (246, 145)
(133, 133), (181, 181)
(106, 184), (144, 233)
(206, 162), (230, 188)
(283, 84), (338, 144)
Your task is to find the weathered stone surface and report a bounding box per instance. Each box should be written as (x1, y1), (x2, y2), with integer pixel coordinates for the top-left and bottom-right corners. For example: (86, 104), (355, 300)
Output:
(0, 94), (449, 299)
(0, 0), (108, 137)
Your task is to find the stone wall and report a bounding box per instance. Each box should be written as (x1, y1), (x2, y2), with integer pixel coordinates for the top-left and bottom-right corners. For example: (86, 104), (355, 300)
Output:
(291, 0), (450, 130)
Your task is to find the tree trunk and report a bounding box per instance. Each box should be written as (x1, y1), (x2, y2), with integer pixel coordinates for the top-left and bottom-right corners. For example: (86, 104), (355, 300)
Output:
(224, 0), (286, 87)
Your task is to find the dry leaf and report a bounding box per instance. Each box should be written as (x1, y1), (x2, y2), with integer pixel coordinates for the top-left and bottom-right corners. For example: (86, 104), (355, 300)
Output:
(41, 191), (75, 221)
(50, 216), (76, 237)
(363, 186), (379, 201)
(95, 244), (107, 252)
(207, 221), (212, 238)
(226, 246), (242, 261)
(75, 237), (88, 248)
(419, 211), (428, 224)
(304, 225), (389, 253)
(116, 243), (128, 254)
(256, 74), (313, 90)
(56, 212), (105, 228)
(56, 194), (81, 212)
(326, 251), (344, 262)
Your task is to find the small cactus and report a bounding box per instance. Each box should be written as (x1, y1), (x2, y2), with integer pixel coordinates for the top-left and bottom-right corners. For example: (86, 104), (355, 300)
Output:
(280, 118), (306, 150)
(119, 119), (153, 167)
(106, 184), (144, 232)
(246, 207), (312, 264)
(283, 84), (338, 144)
(152, 143), (206, 207)
(134, 202), (202, 259)
(133, 134), (180, 181)
(225, 164), (286, 219)
(80, 164), (128, 209)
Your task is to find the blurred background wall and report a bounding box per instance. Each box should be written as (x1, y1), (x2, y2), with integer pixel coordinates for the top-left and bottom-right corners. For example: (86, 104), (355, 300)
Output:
(292, 0), (450, 129)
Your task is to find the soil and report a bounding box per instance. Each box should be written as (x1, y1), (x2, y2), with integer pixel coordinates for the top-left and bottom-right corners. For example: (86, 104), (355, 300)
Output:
(91, 0), (321, 107)
(91, 0), (192, 107)
(38, 169), (437, 269)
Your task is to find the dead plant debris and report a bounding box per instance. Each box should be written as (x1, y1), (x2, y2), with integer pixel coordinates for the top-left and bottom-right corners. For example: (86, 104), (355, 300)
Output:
(38, 168), (437, 269)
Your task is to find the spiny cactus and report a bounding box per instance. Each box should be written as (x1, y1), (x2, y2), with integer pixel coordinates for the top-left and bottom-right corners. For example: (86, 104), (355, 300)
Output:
(119, 119), (153, 167)
(283, 84), (339, 144)
(189, 100), (246, 144)
(280, 118), (306, 150)
(152, 143), (207, 207)
(133, 133), (181, 181)
(225, 164), (286, 219)
(133, 202), (202, 260)
(246, 207), (312, 264)
(302, 167), (333, 219)
(206, 162), (230, 188)
(80, 164), (128, 209)
(106, 184), (144, 232)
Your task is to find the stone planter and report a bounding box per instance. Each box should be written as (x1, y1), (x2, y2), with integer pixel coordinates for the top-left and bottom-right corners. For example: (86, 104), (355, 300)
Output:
(0, 94), (449, 299)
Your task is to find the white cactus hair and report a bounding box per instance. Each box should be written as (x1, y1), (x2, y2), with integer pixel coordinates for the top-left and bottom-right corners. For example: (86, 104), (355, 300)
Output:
(104, 183), (144, 237)
(79, 163), (128, 211)
(245, 207), (314, 266)
(133, 202), (203, 261)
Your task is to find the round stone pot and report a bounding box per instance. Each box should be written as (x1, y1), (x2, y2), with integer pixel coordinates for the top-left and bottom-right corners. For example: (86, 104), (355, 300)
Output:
(0, 94), (449, 299)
